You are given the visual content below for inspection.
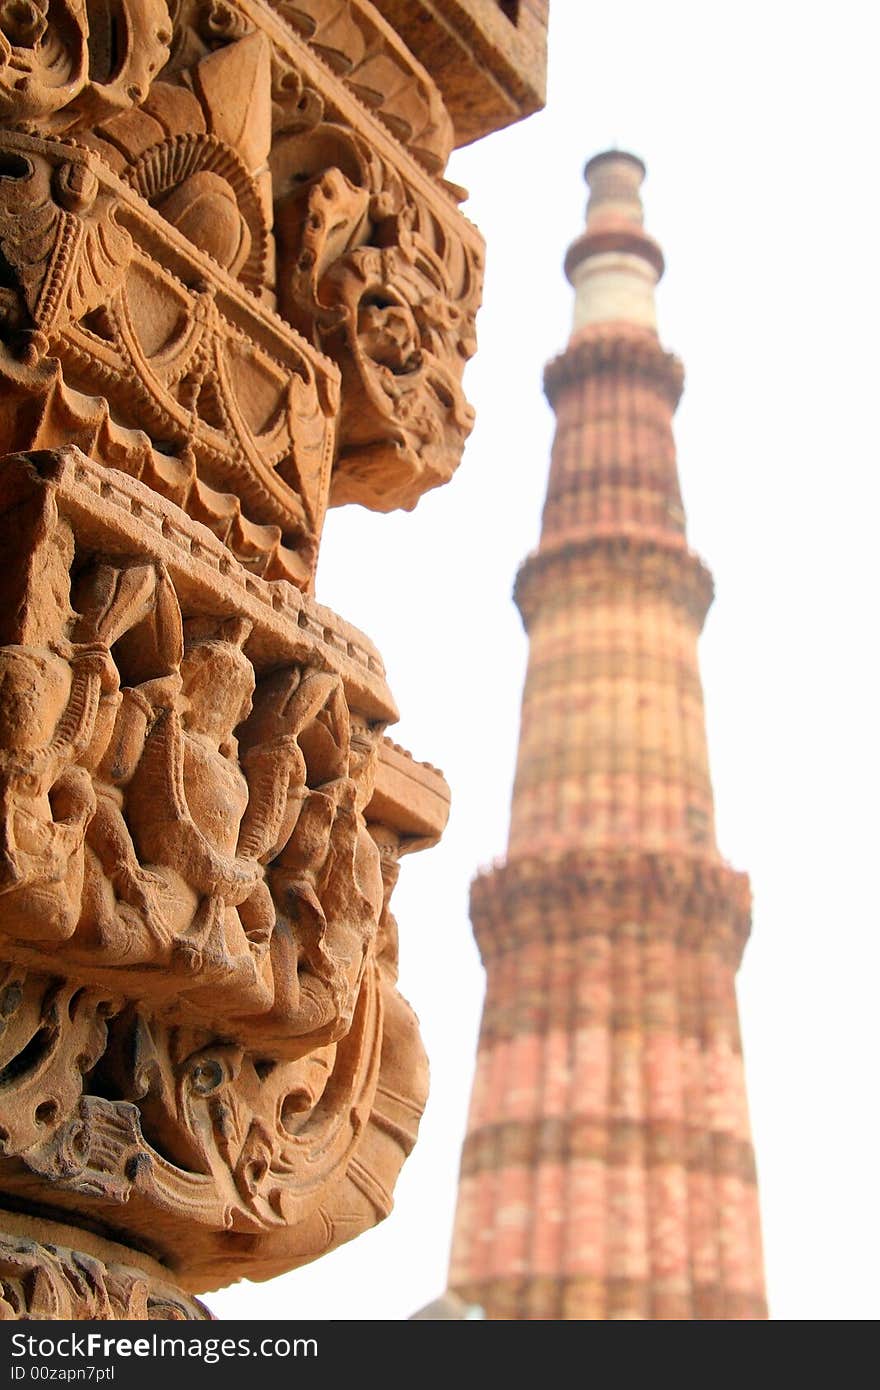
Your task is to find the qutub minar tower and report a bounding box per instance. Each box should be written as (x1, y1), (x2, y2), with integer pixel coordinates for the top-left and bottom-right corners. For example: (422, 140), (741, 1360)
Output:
(447, 152), (767, 1320)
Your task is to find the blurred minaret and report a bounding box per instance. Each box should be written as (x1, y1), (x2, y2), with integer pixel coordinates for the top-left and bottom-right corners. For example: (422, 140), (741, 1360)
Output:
(447, 152), (767, 1319)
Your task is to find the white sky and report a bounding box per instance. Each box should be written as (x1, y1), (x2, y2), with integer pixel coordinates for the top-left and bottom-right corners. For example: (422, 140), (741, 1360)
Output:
(209, 2), (880, 1321)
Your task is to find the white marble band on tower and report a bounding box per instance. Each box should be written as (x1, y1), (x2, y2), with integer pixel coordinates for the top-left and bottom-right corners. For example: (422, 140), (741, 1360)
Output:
(565, 150), (664, 334)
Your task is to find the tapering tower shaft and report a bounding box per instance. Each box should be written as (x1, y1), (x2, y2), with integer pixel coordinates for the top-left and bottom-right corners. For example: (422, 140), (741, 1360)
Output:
(448, 153), (766, 1319)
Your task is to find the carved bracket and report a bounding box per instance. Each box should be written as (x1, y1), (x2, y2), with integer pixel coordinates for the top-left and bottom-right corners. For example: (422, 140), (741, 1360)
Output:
(0, 0), (468, 1305)
(0, 0), (485, 547)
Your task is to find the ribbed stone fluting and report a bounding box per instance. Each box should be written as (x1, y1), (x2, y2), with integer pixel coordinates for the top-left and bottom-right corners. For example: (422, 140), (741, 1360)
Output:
(447, 151), (766, 1320)
(508, 525), (716, 857)
(449, 854), (764, 1319)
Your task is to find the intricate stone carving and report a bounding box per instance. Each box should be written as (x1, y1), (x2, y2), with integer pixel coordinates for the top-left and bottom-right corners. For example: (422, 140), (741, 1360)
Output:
(0, 130), (336, 587)
(368, 0), (550, 149)
(0, 1225), (208, 1319)
(0, 446), (433, 1290)
(0, 2), (484, 570)
(0, 0), (173, 133)
(268, 0), (454, 173)
(0, 0), (540, 1321)
(272, 123), (481, 508)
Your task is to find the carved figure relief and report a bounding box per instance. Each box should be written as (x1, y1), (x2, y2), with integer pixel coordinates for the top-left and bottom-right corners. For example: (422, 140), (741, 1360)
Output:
(0, 0), (469, 1310)
(273, 125), (481, 509)
(0, 447), (436, 1288)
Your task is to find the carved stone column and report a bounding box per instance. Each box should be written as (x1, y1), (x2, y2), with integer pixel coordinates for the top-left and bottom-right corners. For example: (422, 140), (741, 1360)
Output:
(0, 0), (548, 1317)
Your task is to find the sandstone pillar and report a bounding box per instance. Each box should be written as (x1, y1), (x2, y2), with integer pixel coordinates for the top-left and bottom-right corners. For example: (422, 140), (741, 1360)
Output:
(0, 0), (547, 1316)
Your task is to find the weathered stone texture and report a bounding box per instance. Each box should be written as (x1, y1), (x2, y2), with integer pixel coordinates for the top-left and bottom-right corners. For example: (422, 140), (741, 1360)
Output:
(372, 1), (549, 148)
(0, 1), (547, 1314)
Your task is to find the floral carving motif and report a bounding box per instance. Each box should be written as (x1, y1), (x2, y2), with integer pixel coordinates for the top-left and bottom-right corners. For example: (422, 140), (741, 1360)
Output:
(273, 124), (482, 509)
(269, 0), (454, 172)
(0, 446), (430, 1291)
(0, 0), (172, 132)
(0, 1233), (207, 1319)
(0, 1), (484, 540)
(0, 0), (469, 1311)
(0, 453), (382, 1030)
(0, 133), (336, 587)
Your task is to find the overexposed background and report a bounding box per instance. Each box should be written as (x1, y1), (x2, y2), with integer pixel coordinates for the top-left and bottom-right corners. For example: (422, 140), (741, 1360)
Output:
(210, 1), (880, 1320)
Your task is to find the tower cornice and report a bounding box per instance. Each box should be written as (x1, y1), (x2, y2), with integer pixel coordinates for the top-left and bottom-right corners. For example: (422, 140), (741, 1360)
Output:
(470, 848), (751, 967)
(514, 530), (714, 631)
(544, 328), (684, 411)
